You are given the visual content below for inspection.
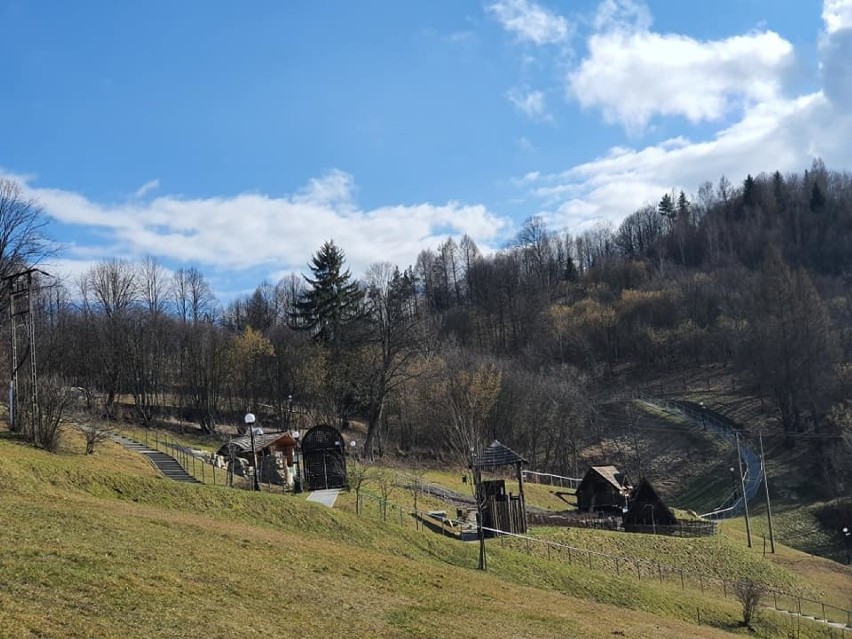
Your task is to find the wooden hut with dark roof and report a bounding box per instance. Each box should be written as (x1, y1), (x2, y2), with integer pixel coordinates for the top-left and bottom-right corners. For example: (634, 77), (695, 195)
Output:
(623, 479), (677, 532)
(472, 440), (528, 534)
(576, 465), (631, 513)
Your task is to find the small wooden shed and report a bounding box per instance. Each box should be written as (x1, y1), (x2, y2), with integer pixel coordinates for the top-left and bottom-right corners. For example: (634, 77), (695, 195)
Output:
(217, 432), (298, 484)
(217, 432), (297, 465)
(473, 440), (528, 534)
(623, 479), (677, 531)
(301, 424), (347, 490)
(576, 465), (631, 513)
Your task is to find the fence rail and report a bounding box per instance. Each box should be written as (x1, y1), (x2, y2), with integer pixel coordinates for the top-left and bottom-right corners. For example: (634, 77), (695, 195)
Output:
(521, 470), (582, 489)
(344, 491), (852, 629)
(116, 425), (262, 491)
(482, 526), (852, 629)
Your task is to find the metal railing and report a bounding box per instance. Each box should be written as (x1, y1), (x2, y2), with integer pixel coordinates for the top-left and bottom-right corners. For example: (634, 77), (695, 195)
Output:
(637, 395), (762, 519)
(521, 470), (582, 489)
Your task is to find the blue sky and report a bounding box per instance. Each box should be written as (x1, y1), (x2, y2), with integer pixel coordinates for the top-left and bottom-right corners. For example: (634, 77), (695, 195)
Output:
(2, 0), (852, 300)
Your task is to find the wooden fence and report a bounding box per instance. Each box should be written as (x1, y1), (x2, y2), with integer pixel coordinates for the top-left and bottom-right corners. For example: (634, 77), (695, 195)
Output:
(484, 527), (852, 630)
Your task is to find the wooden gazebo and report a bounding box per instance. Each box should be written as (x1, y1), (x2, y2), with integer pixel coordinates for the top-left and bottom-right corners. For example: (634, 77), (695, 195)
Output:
(472, 440), (528, 534)
(301, 424), (347, 490)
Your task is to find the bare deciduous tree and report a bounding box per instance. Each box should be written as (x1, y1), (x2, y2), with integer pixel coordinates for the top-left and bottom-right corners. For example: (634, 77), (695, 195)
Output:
(81, 418), (111, 455)
(27, 377), (76, 452)
(346, 458), (375, 515)
(0, 178), (50, 289)
(360, 263), (421, 459)
(733, 579), (765, 629)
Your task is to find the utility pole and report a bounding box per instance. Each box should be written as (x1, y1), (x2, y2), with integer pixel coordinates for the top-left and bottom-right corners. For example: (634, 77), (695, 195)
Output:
(735, 431), (752, 548)
(759, 431), (776, 553)
(5, 269), (47, 435)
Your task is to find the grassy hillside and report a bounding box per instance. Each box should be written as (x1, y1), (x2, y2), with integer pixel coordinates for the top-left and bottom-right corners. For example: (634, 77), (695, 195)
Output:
(1, 426), (849, 638)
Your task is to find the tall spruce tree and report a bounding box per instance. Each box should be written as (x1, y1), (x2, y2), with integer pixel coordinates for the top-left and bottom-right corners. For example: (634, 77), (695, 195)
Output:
(292, 240), (363, 344)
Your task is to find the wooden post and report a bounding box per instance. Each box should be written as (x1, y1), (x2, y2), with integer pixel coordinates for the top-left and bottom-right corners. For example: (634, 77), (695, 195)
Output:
(759, 432), (776, 553)
(515, 461), (527, 531)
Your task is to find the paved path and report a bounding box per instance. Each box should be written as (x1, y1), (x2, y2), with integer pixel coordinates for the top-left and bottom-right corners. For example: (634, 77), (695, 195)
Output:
(639, 397), (761, 519)
(306, 489), (341, 507)
(111, 434), (201, 483)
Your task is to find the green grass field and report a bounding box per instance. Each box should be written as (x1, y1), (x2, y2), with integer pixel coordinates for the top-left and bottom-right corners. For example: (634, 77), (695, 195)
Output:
(1, 424), (850, 638)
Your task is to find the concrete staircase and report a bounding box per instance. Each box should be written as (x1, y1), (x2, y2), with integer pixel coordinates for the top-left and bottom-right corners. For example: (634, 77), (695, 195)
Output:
(112, 434), (201, 483)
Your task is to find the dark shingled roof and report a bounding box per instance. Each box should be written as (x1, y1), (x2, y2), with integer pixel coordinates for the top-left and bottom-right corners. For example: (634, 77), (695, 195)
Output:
(216, 432), (295, 456)
(473, 440), (528, 469)
(587, 465), (630, 492)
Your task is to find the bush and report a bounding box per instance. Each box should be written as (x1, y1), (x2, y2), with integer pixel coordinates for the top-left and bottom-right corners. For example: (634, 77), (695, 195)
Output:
(20, 377), (76, 452)
(733, 579), (765, 628)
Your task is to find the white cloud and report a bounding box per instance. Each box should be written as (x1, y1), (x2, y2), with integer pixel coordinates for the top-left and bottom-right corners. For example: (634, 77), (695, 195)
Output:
(510, 170), (541, 187)
(525, 87), (852, 233)
(134, 178), (160, 198)
(821, 0), (852, 108)
(506, 88), (551, 121)
(570, 29), (795, 132)
(517, 136), (536, 151)
(522, 0), (852, 233)
(823, 0), (852, 34)
(593, 0), (652, 33)
(487, 0), (570, 45)
(9, 171), (508, 283)
(40, 257), (110, 289)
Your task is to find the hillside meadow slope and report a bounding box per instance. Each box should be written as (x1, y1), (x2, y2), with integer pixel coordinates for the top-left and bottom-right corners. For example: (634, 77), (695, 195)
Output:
(0, 427), (846, 639)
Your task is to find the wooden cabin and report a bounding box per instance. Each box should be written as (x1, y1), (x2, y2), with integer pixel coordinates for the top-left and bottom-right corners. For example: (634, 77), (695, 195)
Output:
(623, 479), (677, 532)
(576, 465), (631, 513)
(217, 432), (298, 484)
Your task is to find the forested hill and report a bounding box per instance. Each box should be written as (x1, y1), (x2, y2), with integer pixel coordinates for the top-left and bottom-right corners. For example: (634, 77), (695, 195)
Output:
(6, 162), (852, 499)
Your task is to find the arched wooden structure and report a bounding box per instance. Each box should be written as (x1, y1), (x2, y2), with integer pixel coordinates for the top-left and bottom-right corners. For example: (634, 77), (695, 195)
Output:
(301, 425), (347, 490)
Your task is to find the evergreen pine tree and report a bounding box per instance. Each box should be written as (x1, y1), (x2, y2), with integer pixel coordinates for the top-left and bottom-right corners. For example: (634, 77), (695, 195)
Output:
(292, 240), (363, 344)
